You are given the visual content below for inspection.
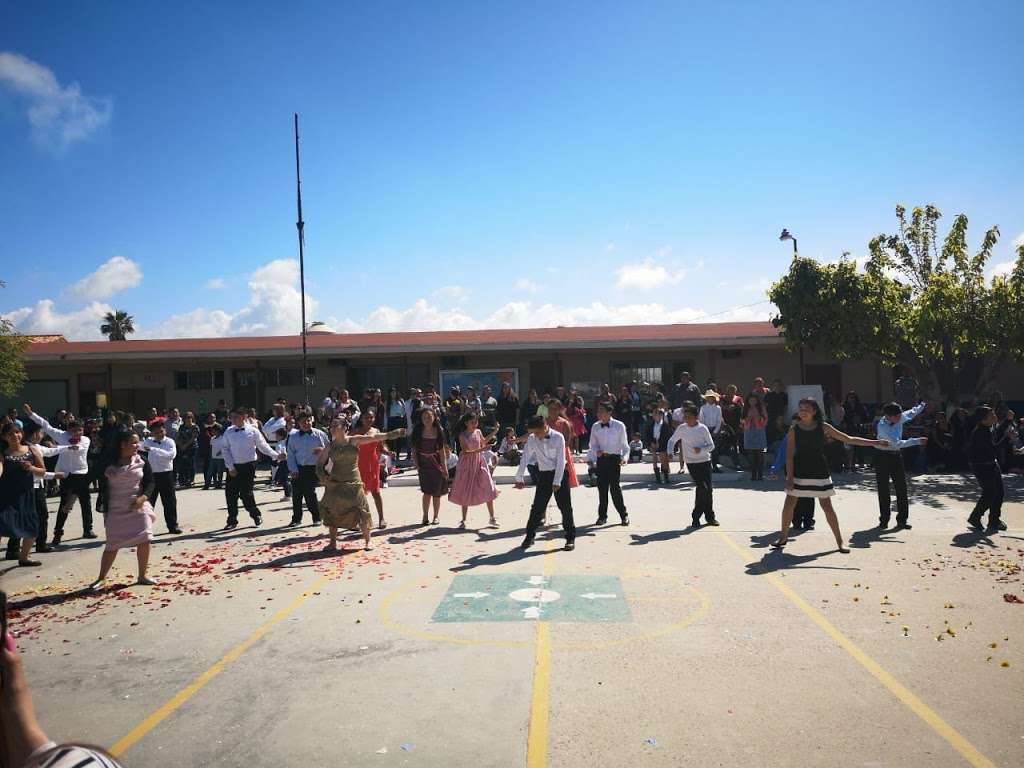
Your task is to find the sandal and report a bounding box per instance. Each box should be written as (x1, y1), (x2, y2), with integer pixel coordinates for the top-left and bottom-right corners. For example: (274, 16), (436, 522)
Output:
(837, 545), (850, 554)
(137, 577), (159, 586)
(770, 539), (788, 549)
(421, 517), (430, 526)
(458, 521), (466, 530)
(489, 518), (499, 528)
(431, 517), (440, 525)
(18, 559), (42, 567)
(378, 521), (387, 530)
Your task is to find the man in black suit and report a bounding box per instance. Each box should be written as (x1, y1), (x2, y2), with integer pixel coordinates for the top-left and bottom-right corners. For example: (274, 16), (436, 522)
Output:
(644, 406), (674, 483)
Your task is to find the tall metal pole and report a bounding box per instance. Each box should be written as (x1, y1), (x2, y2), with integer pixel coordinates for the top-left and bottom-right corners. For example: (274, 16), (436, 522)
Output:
(294, 113), (309, 406)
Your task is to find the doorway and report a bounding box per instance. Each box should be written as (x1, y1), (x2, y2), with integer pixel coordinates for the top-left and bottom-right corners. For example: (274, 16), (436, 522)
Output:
(233, 369), (260, 412)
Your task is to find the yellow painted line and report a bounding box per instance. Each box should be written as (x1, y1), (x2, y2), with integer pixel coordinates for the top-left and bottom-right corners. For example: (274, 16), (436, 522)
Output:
(110, 575), (329, 757)
(526, 545), (556, 768)
(716, 532), (997, 768)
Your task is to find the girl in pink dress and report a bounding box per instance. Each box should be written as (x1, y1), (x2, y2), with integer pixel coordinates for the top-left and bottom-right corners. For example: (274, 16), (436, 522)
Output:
(566, 395), (587, 454)
(89, 432), (157, 591)
(448, 414), (499, 529)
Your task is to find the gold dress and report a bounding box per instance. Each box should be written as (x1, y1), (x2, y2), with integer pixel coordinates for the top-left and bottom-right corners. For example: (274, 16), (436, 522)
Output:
(317, 442), (372, 530)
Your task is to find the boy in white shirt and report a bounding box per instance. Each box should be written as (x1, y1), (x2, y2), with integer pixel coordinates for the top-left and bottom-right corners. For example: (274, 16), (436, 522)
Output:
(667, 406), (719, 527)
(515, 415), (575, 550)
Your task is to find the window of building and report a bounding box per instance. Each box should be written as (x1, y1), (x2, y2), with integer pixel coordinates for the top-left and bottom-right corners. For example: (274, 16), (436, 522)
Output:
(173, 370), (224, 390)
(262, 368), (316, 387)
(610, 363), (664, 389)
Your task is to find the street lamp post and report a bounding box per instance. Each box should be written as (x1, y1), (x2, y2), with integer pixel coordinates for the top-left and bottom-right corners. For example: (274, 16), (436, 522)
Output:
(779, 228), (798, 257)
(778, 228), (805, 383)
(294, 113), (310, 406)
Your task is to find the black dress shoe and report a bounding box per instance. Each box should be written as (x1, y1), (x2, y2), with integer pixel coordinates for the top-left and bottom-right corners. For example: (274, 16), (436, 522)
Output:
(966, 516), (983, 531)
(997, 520), (1007, 531)
(252, 514), (262, 527)
(312, 517), (322, 525)
(705, 518), (721, 527)
(984, 525), (1000, 535)
(620, 514), (630, 526)
(83, 530), (98, 539)
(35, 545), (52, 554)
(691, 514), (701, 527)
(877, 520), (889, 530)
(224, 521), (238, 531)
(894, 522), (912, 531)
(521, 537), (535, 550)
(50, 534), (62, 547)
(596, 517), (607, 526)
(285, 519), (300, 528)
(564, 541), (575, 551)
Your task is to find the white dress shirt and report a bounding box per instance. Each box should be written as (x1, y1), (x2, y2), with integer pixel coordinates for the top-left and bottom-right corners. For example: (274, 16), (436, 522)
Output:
(210, 434), (225, 460)
(586, 418), (630, 463)
(667, 422), (716, 464)
(28, 412), (89, 475)
(32, 444), (64, 488)
(699, 404), (723, 434)
(262, 415), (287, 441)
(652, 421), (664, 442)
(222, 424), (279, 470)
(142, 437), (177, 473)
(515, 428), (567, 483)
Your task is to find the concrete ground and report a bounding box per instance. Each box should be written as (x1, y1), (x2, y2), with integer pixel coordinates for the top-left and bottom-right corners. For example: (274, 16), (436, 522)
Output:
(3, 462), (1022, 768)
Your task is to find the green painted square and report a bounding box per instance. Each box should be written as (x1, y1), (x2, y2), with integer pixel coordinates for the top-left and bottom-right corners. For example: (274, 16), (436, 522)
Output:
(431, 573), (631, 623)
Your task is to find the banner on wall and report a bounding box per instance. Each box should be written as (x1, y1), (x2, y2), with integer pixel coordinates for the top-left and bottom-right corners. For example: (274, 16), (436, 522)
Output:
(439, 369), (519, 397)
(784, 385), (824, 419)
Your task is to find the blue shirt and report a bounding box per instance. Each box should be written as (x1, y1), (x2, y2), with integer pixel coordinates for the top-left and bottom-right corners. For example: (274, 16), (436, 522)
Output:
(286, 427), (329, 472)
(875, 403), (926, 452)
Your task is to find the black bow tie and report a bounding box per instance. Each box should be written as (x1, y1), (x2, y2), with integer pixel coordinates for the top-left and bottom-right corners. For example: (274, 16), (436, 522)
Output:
(234, 427), (245, 432)
(601, 423), (610, 428)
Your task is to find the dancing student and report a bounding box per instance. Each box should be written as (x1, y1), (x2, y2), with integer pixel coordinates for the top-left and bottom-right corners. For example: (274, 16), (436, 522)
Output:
(769, 416), (816, 529)
(0, 422), (46, 567)
(967, 406), (1005, 534)
(221, 407), (280, 530)
(546, 399), (580, 488)
(448, 413), (500, 529)
(516, 415), (576, 551)
(873, 401), (927, 530)
(22, 403), (95, 544)
(772, 398), (888, 552)
(88, 432), (159, 590)
(741, 393), (768, 481)
(587, 402), (630, 526)
(410, 408), (451, 525)
(286, 411), (328, 527)
(5, 421), (64, 558)
(315, 416), (404, 551)
(645, 406), (673, 484)
(141, 422), (181, 535)
(353, 408), (393, 529)
(667, 406), (718, 526)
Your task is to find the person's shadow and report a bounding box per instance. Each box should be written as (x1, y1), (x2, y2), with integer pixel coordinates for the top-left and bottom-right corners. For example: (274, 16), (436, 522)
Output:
(629, 527), (699, 545)
(951, 531), (999, 549)
(745, 549), (860, 574)
(849, 527), (905, 549)
(450, 545), (550, 572)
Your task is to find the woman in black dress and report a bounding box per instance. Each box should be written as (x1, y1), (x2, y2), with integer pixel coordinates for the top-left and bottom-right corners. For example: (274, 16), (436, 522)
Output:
(772, 398), (888, 553)
(410, 408), (450, 525)
(0, 422), (46, 567)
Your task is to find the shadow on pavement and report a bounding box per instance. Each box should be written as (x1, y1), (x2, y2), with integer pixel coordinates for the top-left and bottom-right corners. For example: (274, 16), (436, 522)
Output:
(745, 549), (861, 574)
(848, 527), (906, 549)
(629, 527), (698, 545)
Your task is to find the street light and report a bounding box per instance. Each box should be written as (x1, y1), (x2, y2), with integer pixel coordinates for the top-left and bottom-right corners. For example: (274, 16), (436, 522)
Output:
(301, 321), (324, 406)
(779, 228), (798, 256)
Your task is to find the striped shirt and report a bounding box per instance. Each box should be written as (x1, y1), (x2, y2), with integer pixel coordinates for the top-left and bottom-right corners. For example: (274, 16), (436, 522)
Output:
(29, 742), (124, 768)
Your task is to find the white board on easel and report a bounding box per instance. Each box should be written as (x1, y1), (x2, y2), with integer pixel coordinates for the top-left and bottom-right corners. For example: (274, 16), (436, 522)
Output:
(785, 385), (824, 419)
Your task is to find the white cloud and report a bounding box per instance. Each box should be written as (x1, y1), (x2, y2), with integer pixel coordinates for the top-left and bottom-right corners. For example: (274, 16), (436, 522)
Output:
(147, 308), (233, 339)
(1013, 232), (1024, 250)
(68, 256), (142, 300)
(2, 299), (113, 340)
(204, 277), (225, 290)
(604, 242), (617, 253)
(432, 285), (469, 303)
(515, 278), (540, 293)
(615, 257), (686, 290)
(990, 260), (1014, 278)
(0, 51), (111, 151)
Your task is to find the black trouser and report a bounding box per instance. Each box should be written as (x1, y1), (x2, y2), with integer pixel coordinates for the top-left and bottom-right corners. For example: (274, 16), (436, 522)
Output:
(54, 473), (93, 537)
(524, 469), (575, 542)
(793, 497), (816, 527)
(199, 451), (212, 488)
(176, 450), (196, 487)
(686, 461), (715, 522)
(225, 462), (260, 524)
(595, 455), (626, 520)
(4, 487), (49, 557)
(291, 465), (321, 522)
(148, 471), (179, 531)
(746, 450), (764, 480)
(875, 451), (909, 524)
(970, 462), (1004, 528)
(274, 461), (292, 497)
(386, 416), (405, 454)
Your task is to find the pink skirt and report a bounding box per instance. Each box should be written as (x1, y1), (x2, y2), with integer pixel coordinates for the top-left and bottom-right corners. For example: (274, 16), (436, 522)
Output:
(448, 453), (499, 507)
(104, 502), (155, 552)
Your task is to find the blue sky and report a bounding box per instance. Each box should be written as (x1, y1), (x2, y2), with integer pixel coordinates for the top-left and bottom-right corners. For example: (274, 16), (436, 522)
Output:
(1, 1), (1022, 340)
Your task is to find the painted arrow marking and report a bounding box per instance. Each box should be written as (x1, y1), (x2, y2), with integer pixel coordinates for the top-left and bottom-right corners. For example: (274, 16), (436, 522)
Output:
(453, 592), (490, 599)
(580, 593), (619, 600)
(521, 606), (542, 620)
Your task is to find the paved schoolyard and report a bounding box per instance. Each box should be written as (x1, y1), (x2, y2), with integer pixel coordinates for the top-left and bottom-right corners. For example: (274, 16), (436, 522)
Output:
(4, 463), (1022, 768)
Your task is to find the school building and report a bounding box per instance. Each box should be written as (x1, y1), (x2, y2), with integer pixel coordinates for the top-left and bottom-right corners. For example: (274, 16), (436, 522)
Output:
(9, 322), (1022, 418)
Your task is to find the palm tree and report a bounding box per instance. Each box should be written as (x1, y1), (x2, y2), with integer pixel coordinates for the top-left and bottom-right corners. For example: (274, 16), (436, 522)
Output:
(100, 310), (135, 341)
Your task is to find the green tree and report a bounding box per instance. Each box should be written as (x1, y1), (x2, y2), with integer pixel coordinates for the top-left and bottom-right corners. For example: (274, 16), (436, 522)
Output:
(0, 281), (29, 397)
(769, 204), (1024, 405)
(100, 310), (135, 341)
